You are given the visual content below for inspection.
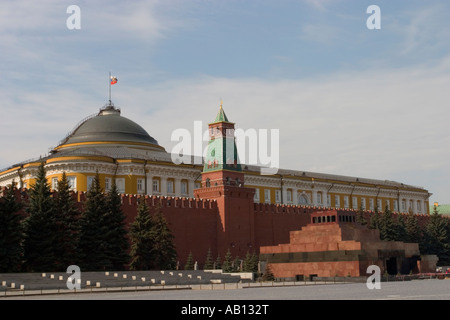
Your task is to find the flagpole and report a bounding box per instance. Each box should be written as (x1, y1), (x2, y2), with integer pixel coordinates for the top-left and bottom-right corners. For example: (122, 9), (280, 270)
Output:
(109, 71), (112, 105)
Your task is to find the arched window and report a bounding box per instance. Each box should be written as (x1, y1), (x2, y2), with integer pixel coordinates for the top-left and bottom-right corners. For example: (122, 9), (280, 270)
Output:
(297, 193), (310, 205)
(205, 178), (210, 188)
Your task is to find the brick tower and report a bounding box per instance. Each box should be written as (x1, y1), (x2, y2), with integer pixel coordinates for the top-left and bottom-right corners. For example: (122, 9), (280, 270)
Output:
(194, 102), (255, 259)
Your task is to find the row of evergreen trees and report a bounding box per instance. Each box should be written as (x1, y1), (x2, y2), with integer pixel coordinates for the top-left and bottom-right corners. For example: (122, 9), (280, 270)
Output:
(356, 205), (450, 265)
(184, 248), (259, 273)
(0, 162), (177, 273)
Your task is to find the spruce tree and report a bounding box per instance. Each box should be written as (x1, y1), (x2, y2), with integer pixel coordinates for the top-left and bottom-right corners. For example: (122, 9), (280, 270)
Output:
(150, 206), (177, 269)
(78, 173), (109, 271)
(22, 162), (57, 272)
(379, 206), (397, 241)
(53, 172), (80, 271)
(243, 251), (252, 272)
(242, 251), (259, 273)
(369, 207), (380, 230)
(232, 256), (241, 272)
(250, 251), (259, 272)
(184, 252), (194, 270)
(405, 211), (422, 243)
(424, 207), (450, 264)
(222, 249), (233, 272)
(356, 205), (367, 226)
(261, 264), (275, 281)
(396, 213), (407, 242)
(0, 182), (24, 272)
(129, 198), (155, 270)
(203, 248), (214, 270)
(214, 254), (222, 270)
(104, 182), (129, 270)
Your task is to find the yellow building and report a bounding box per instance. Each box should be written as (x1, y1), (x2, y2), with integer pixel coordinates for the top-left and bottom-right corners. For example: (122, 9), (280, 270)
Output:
(0, 102), (431, 214)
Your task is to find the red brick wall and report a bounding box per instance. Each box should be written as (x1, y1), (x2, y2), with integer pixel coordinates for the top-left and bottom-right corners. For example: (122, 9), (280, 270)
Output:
(1, 187), (444, 270)
(253, 203), (313, 249)
(120, 194), (219, 269)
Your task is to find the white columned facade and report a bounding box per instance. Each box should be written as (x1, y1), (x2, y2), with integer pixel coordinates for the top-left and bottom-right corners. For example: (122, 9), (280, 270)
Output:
(175, 178), (181, 197)
(311, 190), (317, 206)
(146, 171), (153, 195)
(189, 180), (195, 197)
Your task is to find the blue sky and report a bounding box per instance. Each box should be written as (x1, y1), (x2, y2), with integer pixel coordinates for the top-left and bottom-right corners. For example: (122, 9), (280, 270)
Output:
(1, 0), (450, 204)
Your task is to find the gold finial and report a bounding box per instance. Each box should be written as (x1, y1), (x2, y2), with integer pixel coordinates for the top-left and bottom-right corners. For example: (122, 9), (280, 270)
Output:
(220, 97), (223, 108)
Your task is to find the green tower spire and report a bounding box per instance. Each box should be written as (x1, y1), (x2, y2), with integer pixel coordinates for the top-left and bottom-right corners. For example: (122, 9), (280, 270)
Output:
(212, 102), (230, 123)
(203, 102), (241, 174)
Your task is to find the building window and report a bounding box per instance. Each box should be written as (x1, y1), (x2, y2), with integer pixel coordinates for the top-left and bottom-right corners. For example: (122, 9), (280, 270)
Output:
(137, 179), (144, 193)
(152, 179), (160, 192)
(402, 199), (406, 212)
(52, 177), (59, 190)
(352, 197), (358, 210)
(361, 198), (366, 210)
(68, 176), (76, 191)
(181, 180), (188, 195)
(264, 189), (271, 203)
(334, 195), (340, 208)
(394, 199), (398, 211)
(317, 192), (323, 205)
(369, 198), (374, 211)
(286, 189), (292, 202)
(298, 193), (309, 205)
(105, 177), (111, 191)
(385, 200), (390, 211)
(344, 196), (349, 208)
(115, 178), (125, 193)
(254, 188), (260, 201)
(327, 194), (331, 206)
(377, 199), (382, 211)
(167, 180), (174, 194)
(275, 190), (281, 203)
(417, 200), (422, 213)
(87, 176), (95, 190)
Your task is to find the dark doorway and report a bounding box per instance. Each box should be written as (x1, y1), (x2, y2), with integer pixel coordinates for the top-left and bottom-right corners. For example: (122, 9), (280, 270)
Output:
(386, 257), (397, 275)
(401, 256), (419, 275)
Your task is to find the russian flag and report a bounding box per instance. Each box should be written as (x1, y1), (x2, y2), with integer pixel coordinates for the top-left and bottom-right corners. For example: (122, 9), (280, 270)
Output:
(110, 76), (118, 85)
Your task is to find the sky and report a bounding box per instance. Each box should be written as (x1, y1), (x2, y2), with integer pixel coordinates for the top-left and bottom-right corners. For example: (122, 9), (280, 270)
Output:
(1, 0), (450, 204)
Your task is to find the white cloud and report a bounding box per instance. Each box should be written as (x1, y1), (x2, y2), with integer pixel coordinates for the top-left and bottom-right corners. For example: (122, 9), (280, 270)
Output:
(304, 0), (337, 12)
(387, 4), (450, 58)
